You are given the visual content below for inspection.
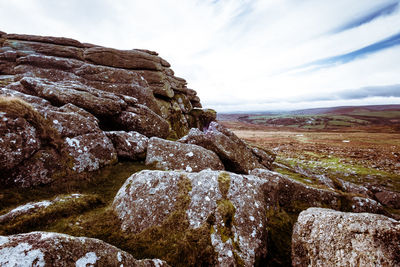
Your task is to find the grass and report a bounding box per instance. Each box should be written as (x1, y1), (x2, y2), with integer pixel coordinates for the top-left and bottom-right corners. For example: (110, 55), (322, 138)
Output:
(44, 173), (218, 267)
(0, 161), (152, 213)
(276, 153), (400, 192)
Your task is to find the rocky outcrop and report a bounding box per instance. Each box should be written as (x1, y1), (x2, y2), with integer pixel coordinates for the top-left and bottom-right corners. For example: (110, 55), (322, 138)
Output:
(145, 137), (224, 172)
(179, 122), (274, 174)
(292, 208), (400, 266)
(0, 32), (210, 137)
(0, 231), (170, 266)
(113, 170), (268, 266)
(0, 31), (215, 188)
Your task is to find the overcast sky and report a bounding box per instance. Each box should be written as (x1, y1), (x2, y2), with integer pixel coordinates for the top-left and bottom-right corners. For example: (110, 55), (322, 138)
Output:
(1, 0), (400, 112)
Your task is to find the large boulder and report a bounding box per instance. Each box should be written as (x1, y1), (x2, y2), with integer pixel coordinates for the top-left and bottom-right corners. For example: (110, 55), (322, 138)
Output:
(113, 170), (268, 266)
(179, 122), (274, 173)
(292, 208), (400, 266)
(0, 231), (170, 266)
(145, 137), (224, 172)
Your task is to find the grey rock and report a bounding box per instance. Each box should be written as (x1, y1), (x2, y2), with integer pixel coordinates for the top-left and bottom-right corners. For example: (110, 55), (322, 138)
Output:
(145, 137), (224, 172)
(106, 131), (149, 160)
(179, 122), (269, 174)
(64, 132), (117, 173)
(0, 231), (170, 266)
(113, 170), (268, 266)
(292, 208), (400, 267)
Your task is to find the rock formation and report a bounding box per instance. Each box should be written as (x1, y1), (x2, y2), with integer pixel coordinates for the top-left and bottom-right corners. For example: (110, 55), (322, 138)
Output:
(0, 31), (216, 187)
(292, 208), (400, 266)
(0, 231), (170, 266)
(1, 31), (399, 266)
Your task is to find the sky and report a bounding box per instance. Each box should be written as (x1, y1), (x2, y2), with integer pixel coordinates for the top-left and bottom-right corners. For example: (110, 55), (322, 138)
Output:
(1, 0), (400, 112)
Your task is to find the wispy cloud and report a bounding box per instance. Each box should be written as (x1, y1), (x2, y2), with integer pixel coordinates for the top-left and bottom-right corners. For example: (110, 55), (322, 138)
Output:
(292, 31), (400, 73)
(0, 0), (399, 112)
(331, 2), (399, 33)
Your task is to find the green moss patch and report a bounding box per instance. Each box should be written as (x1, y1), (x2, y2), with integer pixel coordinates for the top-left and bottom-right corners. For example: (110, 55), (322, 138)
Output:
(265, 207), (298, 267)
(0, 194), (102, 235)
(45, 174), (217, 266)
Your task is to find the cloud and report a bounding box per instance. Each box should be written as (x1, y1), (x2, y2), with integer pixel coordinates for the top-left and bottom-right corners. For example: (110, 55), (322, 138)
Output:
(331, 2), (399, 33)
(0, 0), (399, 112)
(292, 31), (400, 72)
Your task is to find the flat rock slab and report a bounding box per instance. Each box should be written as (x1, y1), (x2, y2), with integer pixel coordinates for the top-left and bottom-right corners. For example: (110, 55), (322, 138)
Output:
(145, 137), (224, 172)
(292, 208), (400, 266)
(0, 231), (170, 266)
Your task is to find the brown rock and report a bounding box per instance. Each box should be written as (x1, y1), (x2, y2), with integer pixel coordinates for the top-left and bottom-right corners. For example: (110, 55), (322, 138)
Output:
(0, 109), (41, 172)
(251, 168), (342, 210)
(179, 122), (265, 174)
(375, 189), (400, 209)
(292, 208), (400, 267)
(187, 108), (216, 130)
(115, 105), (170, 138)
(0, 231), (170, 266)
(251, 147), (275, 170)
(136, 70), (174, 98)
(5, 33), (85, 47)
(8, 148), (67, 188)
(44, 107), (101, 137)
(3, 39), (84, 60)
(64, 132), (117, 173)
(16, 54), (84, 71)
(84, 47), (162, 70)
(145, 137), (224, 172)
(106, 131), (149, 160)
(20, 77), (126, 117)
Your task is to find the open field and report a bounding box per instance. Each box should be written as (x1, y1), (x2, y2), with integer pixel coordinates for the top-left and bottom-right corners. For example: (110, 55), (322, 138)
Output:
(218, 104), (400, 132)
(220, 118), (400, 218)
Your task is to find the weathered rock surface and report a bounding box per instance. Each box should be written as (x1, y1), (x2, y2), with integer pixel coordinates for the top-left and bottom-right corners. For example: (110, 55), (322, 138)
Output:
(292, 208), (400, 267)
(375, 189), (400, 209)
(251, 168), (386, 214)
(0, 231), (170, 266)
(0, 106), (41, 171)
(179, 122), (279, 173)
(1, 31), (208, 137)
(64, 132), (117, 173)
(145, 137), (224, 172)
(0, 31), (214, 188)
(106, 131), (149, 160)
(115, 105), (170, 138)
(113, 170), (268, 266)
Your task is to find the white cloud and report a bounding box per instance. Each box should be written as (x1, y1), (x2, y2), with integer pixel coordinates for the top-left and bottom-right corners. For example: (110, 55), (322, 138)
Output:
(1, 0), (399, 112)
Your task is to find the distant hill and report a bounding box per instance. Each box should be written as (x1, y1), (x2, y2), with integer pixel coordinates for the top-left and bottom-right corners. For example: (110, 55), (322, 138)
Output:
(291, 104), (400, 115)
(218, 104), (400, 132)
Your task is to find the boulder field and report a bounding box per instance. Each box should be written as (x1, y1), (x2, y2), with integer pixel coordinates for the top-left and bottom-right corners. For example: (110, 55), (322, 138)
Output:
(1, 32), (399, 266)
